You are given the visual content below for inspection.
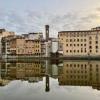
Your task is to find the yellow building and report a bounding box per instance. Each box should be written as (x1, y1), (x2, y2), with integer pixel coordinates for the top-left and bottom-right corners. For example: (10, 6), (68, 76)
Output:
(25, 40), (42, 56)
(58, 27), (100, 56)
(2, 35), (25, 55)
(2, 36), (45, 56)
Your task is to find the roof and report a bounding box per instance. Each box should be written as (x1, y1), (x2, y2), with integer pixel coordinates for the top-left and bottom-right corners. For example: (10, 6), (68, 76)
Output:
(0, 29), (6, 33)
(29, 32), (42, 34)
(58, 27), (100, 33)
(58, 30), (100, 33)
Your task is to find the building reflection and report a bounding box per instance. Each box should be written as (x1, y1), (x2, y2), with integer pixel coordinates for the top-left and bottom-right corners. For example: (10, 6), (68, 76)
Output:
(0, 61), (46, 86)
(1, 60), (100, 91)
(0, 60), (58, 92)
(58, 60), (100, 90)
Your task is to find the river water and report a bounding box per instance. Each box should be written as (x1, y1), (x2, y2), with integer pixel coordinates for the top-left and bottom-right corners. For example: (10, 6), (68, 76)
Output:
(0, 60), (100, 100)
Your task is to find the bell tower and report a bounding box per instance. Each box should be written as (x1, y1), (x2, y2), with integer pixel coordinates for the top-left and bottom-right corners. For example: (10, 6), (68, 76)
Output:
(45, 25), (49, 41)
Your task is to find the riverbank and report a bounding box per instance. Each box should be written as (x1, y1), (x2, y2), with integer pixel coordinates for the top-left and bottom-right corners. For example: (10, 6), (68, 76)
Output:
(1, 55), (100, 60)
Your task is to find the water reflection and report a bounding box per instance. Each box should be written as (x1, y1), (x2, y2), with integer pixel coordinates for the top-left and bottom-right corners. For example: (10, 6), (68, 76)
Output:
(58, 60), (100, 90)
(0, 60), (100, 91)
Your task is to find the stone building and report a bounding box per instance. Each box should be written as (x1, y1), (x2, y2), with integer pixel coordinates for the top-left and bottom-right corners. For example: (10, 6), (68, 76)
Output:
(0, 29), (15, 56)
(1, 35), (46, 57)
(58, 27), (100, 57)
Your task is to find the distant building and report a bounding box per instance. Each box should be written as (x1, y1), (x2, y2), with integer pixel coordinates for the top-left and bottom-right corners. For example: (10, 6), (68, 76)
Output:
(0, 25), (57, 58)
(58, 27), (100, 56)
(1, 35), (25, 55)
(0, 29), (15, 56)
(22, 32), (43, 40)
(1, 35), (47, 57)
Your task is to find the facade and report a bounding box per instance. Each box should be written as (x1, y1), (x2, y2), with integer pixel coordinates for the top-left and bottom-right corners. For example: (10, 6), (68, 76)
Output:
(0, 29), (15, 56)
(25, 39), (43, 56)
(2, 35), (25, 55)
(50, 38), (58, 53)
(0, 25), (56, 58)
(2, 35), (46, 56)
(58, 27), (100, 56)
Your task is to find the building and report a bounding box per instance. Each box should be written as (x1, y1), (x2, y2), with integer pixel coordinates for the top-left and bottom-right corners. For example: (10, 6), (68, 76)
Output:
(58, 27), (100, 57)
(22, 32), (43, 40)
(1, 35), (46, 57)
(0, 25), (57, 58)
(25, 39), (43, 56)
(0, 29), (15, 56)
(50, 38), (58, 53)
(1, 35), (25, 55)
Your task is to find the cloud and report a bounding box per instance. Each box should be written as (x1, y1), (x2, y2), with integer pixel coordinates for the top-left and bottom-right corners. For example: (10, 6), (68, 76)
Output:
(96, 7), (100, 11)
(0, 9), (100, 37)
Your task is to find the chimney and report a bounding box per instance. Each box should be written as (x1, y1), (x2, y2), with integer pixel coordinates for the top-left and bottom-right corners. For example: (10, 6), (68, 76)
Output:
(45, 25), (49, 41)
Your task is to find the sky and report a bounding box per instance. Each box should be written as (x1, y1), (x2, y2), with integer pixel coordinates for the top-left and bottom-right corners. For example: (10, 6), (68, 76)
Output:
(0, 0), (100, 37)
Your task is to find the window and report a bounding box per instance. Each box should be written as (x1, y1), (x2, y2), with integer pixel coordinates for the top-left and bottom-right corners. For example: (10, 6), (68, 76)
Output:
(96, 50), (98, 53)
(85, 48), (87, 52)
(96, 41), (98, 44)
(89, 41), (92, 44)
(73, 33), (76, 37)
(74, 39), (76, 42)
(77, 44), (79, 46)
(84, 39), (86, 42)
(89, 46), (92, 49)
(90, 64), (92, 67)
(84, 44), (86, 46)
(66, 50), (68, 52)
(74, 64), (76, 67)
(66, 44), (68, 46)
(70, 50), (72, 52)
(77, 33), (79, 37)
(77, 50), (79, 52)
(96, 46), (98, 49)
(70, 39), (72, 42)
(74, 50), (76, 52)
(96, 64), (98, 67)
(81, 39), (83, 42)
(70, 64), (72, 67)
(90, 50), (92, 52)
(77, 39), (79, 42)
(70, 44), (72, 46)
(74, 44), (76, 46)
(81, 44), (83, 46)
(81, 50), (83, 52)
(89, 36), (92, 40)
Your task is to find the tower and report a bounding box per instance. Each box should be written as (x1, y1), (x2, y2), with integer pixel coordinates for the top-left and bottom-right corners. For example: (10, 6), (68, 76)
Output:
(45, 25), (49, 41)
